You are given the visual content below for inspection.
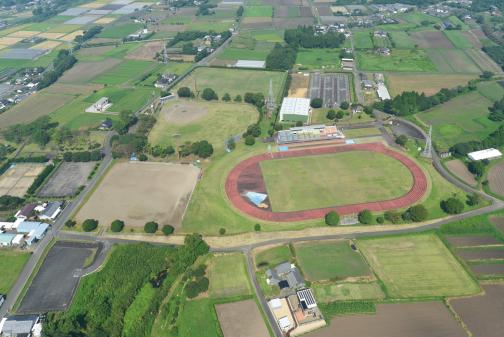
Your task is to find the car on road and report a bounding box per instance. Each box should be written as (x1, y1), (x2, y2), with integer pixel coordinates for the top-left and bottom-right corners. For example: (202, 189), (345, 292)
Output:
(0, 294), (5, 309)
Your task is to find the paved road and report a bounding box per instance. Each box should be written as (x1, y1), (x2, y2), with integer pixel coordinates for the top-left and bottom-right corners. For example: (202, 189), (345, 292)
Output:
(349, 35), (365, 105)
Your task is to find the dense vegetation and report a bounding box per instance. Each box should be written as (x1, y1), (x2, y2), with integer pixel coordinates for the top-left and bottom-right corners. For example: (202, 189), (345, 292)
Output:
(471, 0), (504, 12)
(319, 300), (376, 319)
(26, 163), (55, 195)
(38, 50), (77, 90)
(3, 116), (58, 146)
(266, 43), (296, 70)
(284, 26), (345, 48)
(483, 46), (504, 71)
(0, 195), (24, 211)
(488, 96), (504, 121)
(450, 125), (504, 156)
(75, 26), (103, 44)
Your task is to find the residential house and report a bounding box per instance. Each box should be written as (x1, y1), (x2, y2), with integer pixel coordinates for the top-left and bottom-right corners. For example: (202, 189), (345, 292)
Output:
(0, 314), (42, 337)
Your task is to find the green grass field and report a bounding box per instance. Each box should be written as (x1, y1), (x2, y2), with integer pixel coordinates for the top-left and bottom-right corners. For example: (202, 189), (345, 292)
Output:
(447, 15), (470, 31)
(217, 45), (271, 61)
(402, 12), (441, 26)
(208, 253), (252, 298)
(244, 5), (273, 17)
(295, 48), (341, 70)
(416, 91), (498, 151)
(388, 31), (415, 49)
(260, 151), (414, 212)
(93, 60), (156, 85)
(313, 282), (385, 303)
(426, 49), (481, 73)
(255, 245), (292, 269)
(353, 31), (373, 49)
(175, 67), (286, 100)
(149, 100), (258, 150)
(249, 29), (283, 42)
(98, 23), (143, 39)
(84, 86), (154, 113)
(356, 49), (436, 72)
(477, 80), (504, 101)
(358, 233), (480, 298)
(0, 251), (30, 293)
(444, 30), (473, 49)
(178, 299), (222, 337)
(295, 241), (371, 281)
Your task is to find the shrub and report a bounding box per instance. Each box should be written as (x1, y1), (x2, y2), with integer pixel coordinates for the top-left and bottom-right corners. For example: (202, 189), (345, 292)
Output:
(466, 193), (482, 206)
(384, 210), (402, 224)
(177, 87), (192, 97)
(111, 220), (124, 232)
(82, 219), (98, 232)
(340, 101), (349, 110)
(336, 110), (345, 119)
(162, 225), (174, 235)
(310, 98), (323, 108)
(222, 93), (231, 101)
(376, 216), (384, 224)
(408, 205), (428, 222)
(245, 135), (255, 146)
(325, 211), (340, 226)
(144, 221), (159, 233)
(186, 276), (209, 298)
(219, 228), (226, 235)
(201, 88), (218, 101)
(441, 197), (465, 214)
(395, 135), (408, 146)
(358, 210), (373, 224)
(65, 219), (76, 228)
(254, 223), (261, 231)
(326, 109), (336, 120)
(234, 94), (242, 102)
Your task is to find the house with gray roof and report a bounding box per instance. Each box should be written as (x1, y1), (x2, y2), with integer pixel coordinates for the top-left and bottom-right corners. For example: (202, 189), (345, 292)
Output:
(266, 262), (305, 291)
(0, 314), (42, 337)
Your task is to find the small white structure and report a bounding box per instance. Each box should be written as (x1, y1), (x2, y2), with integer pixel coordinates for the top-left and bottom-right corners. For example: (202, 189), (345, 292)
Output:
(86, 97), (112, 113)
(279, 97), (311, 122)
(234, 60), (265, 69)
(376, 83), (391, 100)
(468, 148), (503, 161)
(278, 316), (293, 331)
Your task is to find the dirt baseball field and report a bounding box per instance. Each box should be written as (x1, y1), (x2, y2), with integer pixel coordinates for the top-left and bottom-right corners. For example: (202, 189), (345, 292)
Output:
(0, 163), (46, 197)
(38, 162), (96, 197)
(488, 160), (504, 196)
(76, 162), (200, 228)
(215, 300), (270, 337)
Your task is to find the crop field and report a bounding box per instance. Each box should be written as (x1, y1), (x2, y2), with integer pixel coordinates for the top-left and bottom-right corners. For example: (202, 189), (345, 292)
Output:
(410, 31), (454, 49)
(244, 5), (273, 17)
(38, 162), (96, 197)
(217, 43), (273, 61)
(310, 302), (467, 337)
(387, 73), (476, 96)
(175, 67), (286, 100)
(416, 91), (497, 151)
(92, 60), (155, 85)
(296, 48), (341, 70)
(356, 49), (436, 72)
(358, 233), (480, 298)
(446, 159), (477, 187)
(313, 282), (385, 303)
(59, 58), (122, 84)
(0, 163), (46, 197)
(83, 86), (153, 113)
(254, 244), (292, 269)
(446, 235), (502, 247)
(426, 49), (481, 73)
(488, 160), (504, 197)
(353, 31), (373, 49)
(470, 263), (504, 276)
(294, 241), (371, 281)
(260, 151), (413, 212)
(465, 48), (503, 73)
(388, 31), (415, 49)
(75, 162), (200, 228)
(444, 30), (473, 49)
(0, 250), (30, 293)
(477, 80), (504, 101)
(216, 300), (270, 337)
(450, 284), (504, 337)
(97, 22), (143, 39)
(208, 253), (252, 298)
(149, 100), (258, 150)
(177, 299), (222, 337)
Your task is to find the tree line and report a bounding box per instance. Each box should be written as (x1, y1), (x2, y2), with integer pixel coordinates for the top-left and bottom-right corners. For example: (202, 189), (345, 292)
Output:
(284, 26), (346, 49)
(37, 49), (77, 90)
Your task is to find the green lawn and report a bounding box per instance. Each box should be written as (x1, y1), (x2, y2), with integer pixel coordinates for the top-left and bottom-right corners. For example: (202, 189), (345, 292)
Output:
(416, 91), (497, 151)
(0, 251), (30, 293)
(255, 245), (292, 269)
(178, 299), (222, 337)
(98, 23), (143, 39)
(244, 5), (273, 17)
(444, 30), (473, 49)
(356, 49), (436, 72)
(388, 31), (415, 49)
(477, 80), (504, 101)
(313, 282), (385, 303)
(149, 100), (258, 150)
(92, 60), (156, 85)
(249, 29), (284, 42)
(295, 241), (371, 281)
(358, 233), (480, 298)
(353, 31), (373, 49)
(295, 48), (341, 70)
(208, 253), (252, 298)
(260, 151), (414, 212)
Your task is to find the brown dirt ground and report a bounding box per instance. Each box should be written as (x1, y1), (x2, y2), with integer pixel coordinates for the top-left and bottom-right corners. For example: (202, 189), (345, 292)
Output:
(446, 235), (502, 247)
(59, 58), (122, 84)
(75, 162), (200, 228)
(77, 45), (114, 57)
(387, 73), (476, 96)
(44, 83), (103, 96)
(273, 17), (313, 29)
(307, 302), (466, 337)
(215, 300), (270, 337)
(410, 31), (454, 49)
(450, 284), (504, 337)
(299, 6), (313, 17)
(465, 48), (503, 73)
(446, 159), (477, 187)
(162, 100), (209, 124)
(316, 6), (333, 16)
(456, 248), (504, 260)
(470, 263), (504, 276)
(488, 160), (504, 196)
(463, 31), (482, 48)
(490, 216), (504, 234)
(126, 41), (164, 61)
(288, 72), (309, 98)
(0, 163), (46, 197)
(274, 6), (289, 17)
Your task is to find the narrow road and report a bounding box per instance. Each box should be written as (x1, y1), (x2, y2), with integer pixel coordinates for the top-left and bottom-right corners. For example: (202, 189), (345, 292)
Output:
(349, 35), (364, 105)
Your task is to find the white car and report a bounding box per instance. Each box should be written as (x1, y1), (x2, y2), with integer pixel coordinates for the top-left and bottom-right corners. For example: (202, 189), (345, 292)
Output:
(0, 295), (4, 308)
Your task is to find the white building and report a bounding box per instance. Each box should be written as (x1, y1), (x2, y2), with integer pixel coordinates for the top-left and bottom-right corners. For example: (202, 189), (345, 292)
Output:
(86, 97), (112, 113)
(468, 148), (503, 161)
(279, 97), (311, 122)
(376, 83), (391, 100)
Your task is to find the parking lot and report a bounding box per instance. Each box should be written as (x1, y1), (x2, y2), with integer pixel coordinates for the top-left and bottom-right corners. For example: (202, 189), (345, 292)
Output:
(38, 162), (96, 197)
(309, 73), (350, 108)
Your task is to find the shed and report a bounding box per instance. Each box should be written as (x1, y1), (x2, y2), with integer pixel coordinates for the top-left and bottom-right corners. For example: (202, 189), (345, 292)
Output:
(16, 221), (49, 245)
(15, 203), (36, 219)
(0, 233), (15, 246)
(279, 98), (311, 122)
(1, 314), (41, 337)
(39, 201), (62, 221)
(468, 148), (503, 161)
(376, 83), (391, 100)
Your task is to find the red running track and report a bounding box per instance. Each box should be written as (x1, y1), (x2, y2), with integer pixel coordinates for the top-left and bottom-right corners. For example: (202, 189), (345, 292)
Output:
(225, 142), (428, 222)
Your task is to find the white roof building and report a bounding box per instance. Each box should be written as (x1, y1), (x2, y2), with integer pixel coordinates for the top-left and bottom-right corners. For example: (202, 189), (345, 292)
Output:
(468, 148), (503, 161)
(279, 97), (311, 122)
(297, 288), (318, 309)
(234, 60), (265, 69)
(376, 83), (391, 100)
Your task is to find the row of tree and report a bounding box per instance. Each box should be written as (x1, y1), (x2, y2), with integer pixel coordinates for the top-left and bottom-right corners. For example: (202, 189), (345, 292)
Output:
(37, 49), (77, 90)
(63, 150), (102, 162)
(284, 26), (346, 49)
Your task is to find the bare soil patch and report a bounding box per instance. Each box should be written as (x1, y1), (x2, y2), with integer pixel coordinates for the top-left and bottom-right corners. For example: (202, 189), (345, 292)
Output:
(38, 162), (96, 197)
(446, 159), (477, 186)
(446, 235), (502, 247)
(387, 73), (476, 96)
(75, 162), (200, 228)
(126, 41), (164, 61)
(450, 284), (504, 337)
(488, 160), (504, 197)
(273, 17), (313, 28)
(77, 45), (114, 57)
(0, 163), (46, 197)
(470, 263), (504, 276)
(274, 6), (289, 17)
(44, 83), (103, 96)
(162, 100), (209, 124)
(316, 6), (333, 16)
(288, 72), (309, 98)
(307, 302), (466, 337)
(411, 31), (454, 49)
(457, 248), (504, 260)
(299, 6), (313, 17)
(215, 300), (270, 337)
(463, 31), (482, 48)
(60, 58), (122, 84)
(491, 216), (504, 234)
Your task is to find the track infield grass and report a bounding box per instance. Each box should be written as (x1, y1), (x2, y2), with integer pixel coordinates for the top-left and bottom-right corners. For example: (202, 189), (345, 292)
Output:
(295, 241), (372, 281)
(208, 253), (252, 298)
(260, 151), (414, 212)
(358, 233), (480, 298)
(0, 250), (30, 293)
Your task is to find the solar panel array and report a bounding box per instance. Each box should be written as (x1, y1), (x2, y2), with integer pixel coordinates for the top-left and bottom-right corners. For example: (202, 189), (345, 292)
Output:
(297, 289), (317, 309)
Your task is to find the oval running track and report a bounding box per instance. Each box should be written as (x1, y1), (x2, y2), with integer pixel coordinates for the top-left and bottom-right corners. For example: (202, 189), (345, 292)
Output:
(225, 142), (428, 222)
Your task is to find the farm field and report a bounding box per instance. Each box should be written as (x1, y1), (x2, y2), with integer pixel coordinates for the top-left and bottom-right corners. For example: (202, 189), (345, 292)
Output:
(0, 163), (46, 197)
(411, 31), (454, 49)
(216, 300), (270, 337)
(59, 58), (122, 84)
(75, 162), (200, 228)
(477, 80), (504, 101)
(294, 241), (371, 281)
(388, 31), (415, 49)
(416, 91), (497, 151)
(92, 60), (156, 85)
(244, 6), (273, 17)
(387, 73), (476, 96)
(97, 22), (143, 39)
(465, 48), (503, 73)
(358, 233), (480, 298)
(445, 159), (477, 187)
(353, 31), (373, 49)
(177, 299), (223, 337)
(488, 160), (504, 197)
(296, 48), (341, 70)
(0, 250), (30, 293)
(313, 282), (385, 303)
(207, 253), (252, 298)
(149, 100), (258, 151)
(356, 49), (436, 72)
(175, 67), (286, 100)
(426, 49), (481, 73)
(83, 86), (154, 113)
(260, 151), (414, 212)
(444, 30), (473, 49)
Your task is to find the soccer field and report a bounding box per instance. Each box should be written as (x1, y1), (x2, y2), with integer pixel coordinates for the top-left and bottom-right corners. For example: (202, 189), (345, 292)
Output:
(259, 151), (414, 212)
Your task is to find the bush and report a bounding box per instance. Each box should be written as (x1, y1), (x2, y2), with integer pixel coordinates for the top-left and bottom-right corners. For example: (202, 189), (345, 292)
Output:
(245, 135), (255, 146)
(201, 88), (218, 101)
(441, 197), (465, 214)
(254, 223), (261, 231)
(222, 93), (231, 101)
(111, 220), (125, 232)
(65, 219), (76, 228)
(384, 210), (402, 224)
(186, 276), (209, 299)
(162, 225), (174, 235)
(144, 221), (159, 233)
(466, 193), (482, 206)
(407, 205), (428, 222)
(82, 219), (98, 232)
(395, 135), (408, 146)
(376, 216), (384, 224)
(325, 211), (340, 226)
(177, 87), (192, 97)
(310, 98), (323, 108)
(340, 101), (349, 110)
(219, 228), (226, 235)
(336, 110), (345, 119)
(326, 109), (336, 120)
(358, 209), (373, 224)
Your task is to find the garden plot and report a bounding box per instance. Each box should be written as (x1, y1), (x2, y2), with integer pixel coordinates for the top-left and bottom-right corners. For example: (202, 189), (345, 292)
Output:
(0, 163), (46, 197)
(410, 31), (454, 48)
(38, 162), (96, 197)
(216, 300), (269, 337)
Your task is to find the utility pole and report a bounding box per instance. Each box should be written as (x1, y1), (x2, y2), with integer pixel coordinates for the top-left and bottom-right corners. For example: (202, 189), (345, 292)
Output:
(422, 125), (432, 158)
